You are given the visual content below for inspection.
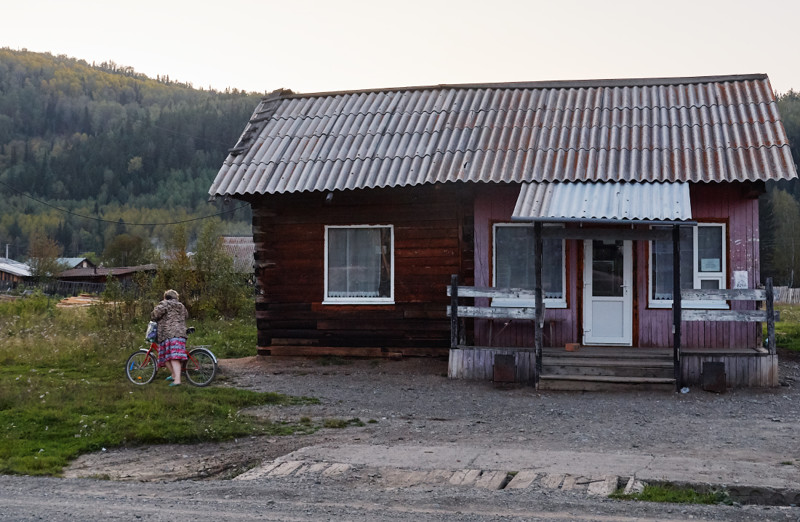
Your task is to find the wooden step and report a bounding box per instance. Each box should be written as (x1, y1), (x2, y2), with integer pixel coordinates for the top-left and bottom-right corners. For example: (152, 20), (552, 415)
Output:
(542, 365), (674, 379)
(538, 375), (676, 392)
(542, 357), (673, 367)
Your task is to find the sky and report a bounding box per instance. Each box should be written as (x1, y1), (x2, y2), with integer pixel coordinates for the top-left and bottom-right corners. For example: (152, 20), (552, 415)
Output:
(2, 0), (799, 95)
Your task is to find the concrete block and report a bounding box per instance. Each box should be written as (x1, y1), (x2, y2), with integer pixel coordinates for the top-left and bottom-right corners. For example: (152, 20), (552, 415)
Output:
(587, 475), (619, 496)
(623, 476), (645, 495)
(449, 469), (481, 486)
(541, 474), (565, 489)
(475, 470), (507, 490)
(505, 470), (538, 489)
(268, 460), (304, 477)
(322, 463), (351, 476)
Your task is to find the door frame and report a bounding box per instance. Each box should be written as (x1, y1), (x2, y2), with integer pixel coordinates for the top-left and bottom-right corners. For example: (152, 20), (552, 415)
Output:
(582, 239), (633, 346)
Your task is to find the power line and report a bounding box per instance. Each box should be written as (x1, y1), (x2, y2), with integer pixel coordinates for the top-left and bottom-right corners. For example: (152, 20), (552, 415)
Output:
(0, 179), (248, 226)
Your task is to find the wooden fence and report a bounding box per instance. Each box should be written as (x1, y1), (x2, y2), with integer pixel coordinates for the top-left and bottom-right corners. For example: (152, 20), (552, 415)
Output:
(774, 286), (800, 305)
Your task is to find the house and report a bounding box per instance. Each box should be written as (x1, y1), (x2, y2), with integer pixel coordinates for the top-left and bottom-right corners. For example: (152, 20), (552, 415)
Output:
(57, 257), (96, 270)
(209, 74), (798, 389)
(58, 264), (157, 285)
(0, 257), (31, 286)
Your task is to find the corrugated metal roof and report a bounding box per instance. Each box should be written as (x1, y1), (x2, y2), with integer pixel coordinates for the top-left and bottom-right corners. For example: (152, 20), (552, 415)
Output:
(0, 258), (31, 278)
(210, 74), (797, 197)
(512, 181), (692, 222)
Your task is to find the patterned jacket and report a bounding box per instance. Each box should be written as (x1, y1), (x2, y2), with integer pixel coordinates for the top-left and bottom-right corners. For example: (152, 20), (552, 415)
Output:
(151, 299), (189, 343)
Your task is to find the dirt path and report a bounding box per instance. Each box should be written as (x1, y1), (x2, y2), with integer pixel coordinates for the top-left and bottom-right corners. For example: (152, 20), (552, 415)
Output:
(66, 350), (800, 482)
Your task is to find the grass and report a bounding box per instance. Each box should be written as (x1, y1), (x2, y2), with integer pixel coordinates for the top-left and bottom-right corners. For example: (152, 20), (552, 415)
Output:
(0, 295), (320, 476)
(611, 484), (731, 505)
(772, 304), (800, 352)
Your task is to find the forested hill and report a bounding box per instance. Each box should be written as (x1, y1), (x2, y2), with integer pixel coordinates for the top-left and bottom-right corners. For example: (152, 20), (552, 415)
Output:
(0, 48), (262, 259)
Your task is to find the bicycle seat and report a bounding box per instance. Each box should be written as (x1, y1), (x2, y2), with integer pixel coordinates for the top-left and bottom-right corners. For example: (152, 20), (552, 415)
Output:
(186, 327), (195, 335)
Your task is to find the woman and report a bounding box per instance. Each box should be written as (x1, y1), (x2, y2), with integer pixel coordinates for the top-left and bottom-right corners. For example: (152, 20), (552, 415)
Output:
(151, 289), (189, 386)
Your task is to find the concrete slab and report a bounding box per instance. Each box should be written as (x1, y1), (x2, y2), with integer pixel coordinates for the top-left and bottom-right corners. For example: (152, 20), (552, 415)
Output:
(449, 469), (481, 486)
(269, 460), (304, 477)
(587, 476), (619, 496)
(475, 470), (507, 490)
(322, 463), (350, 477)
(541, 474), (565, 489)
(233, 461), (281, 481)
(505, 470), (538, 489)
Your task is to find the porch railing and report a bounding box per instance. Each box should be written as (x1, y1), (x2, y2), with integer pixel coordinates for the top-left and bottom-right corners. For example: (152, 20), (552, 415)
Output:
(678, 277), (778, 389)
(447, 274), (546, 383)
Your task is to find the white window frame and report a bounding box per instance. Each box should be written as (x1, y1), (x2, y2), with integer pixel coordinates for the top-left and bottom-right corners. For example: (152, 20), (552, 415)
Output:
(649, 223), (727, 309)
(491, 223), (567, 309)
(323, 224), (394, 305)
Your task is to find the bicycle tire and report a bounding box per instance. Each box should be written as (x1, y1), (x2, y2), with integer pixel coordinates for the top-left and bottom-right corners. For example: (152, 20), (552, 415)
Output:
(125, 348), (158, 385)
(185, 347), (217, 387)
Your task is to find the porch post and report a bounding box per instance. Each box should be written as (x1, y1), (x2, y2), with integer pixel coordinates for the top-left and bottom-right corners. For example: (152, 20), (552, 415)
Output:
(534, 222), (544, 384)
(767, 277), (775, 354)
(672, 225), (682, 391)
(450, 274), (459, 349)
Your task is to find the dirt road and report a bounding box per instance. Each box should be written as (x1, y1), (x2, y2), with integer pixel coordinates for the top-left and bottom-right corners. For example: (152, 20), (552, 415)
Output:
(3, 351), (800, 520)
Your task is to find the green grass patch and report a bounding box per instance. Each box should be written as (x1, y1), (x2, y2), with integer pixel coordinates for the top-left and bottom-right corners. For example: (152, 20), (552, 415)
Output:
(772, 305), (800, 352)
(611, 484), (731, 505)
(0, 297), (317, 476)
(322, 418), (365, 429)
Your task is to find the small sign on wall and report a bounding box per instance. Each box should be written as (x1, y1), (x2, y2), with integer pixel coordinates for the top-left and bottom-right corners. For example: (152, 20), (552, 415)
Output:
(733, 271), (748, 289)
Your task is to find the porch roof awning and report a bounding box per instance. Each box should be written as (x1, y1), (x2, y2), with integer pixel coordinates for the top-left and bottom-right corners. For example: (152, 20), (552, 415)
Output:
(511, 181), (693, 224)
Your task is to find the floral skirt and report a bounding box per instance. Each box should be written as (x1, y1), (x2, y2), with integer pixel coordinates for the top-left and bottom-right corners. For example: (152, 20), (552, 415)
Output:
(158, 337), (188, 368)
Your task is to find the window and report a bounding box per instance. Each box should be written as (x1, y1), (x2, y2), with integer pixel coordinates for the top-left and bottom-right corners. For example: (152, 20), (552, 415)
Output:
(324, 225), (393, 304)
(492, 224), (566, 308)
(649, 224), (726, 307)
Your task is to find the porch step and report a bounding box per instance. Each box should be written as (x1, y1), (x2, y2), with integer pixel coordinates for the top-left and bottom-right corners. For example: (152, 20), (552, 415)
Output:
(538, 375), (676, 392)
(539, 348), (675, 391)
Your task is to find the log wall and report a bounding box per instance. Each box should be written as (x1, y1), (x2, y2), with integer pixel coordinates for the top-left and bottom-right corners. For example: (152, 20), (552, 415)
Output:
(250, 184), (474, 355)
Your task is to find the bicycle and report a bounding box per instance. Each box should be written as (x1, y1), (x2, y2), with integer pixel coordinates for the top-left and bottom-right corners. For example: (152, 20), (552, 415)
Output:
(125, 327), (218, 387)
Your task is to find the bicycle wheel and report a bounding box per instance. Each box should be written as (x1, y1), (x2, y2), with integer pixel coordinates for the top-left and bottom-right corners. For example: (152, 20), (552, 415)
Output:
(185, 347), (217, 387)
(125, 349), (158, 385)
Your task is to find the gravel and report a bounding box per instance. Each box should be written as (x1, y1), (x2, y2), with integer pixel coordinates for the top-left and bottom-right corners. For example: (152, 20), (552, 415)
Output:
(10, 348), (800, 520)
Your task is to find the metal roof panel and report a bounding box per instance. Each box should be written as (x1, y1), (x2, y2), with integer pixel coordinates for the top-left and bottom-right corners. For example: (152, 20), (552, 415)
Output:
(209, 75), (797, 197)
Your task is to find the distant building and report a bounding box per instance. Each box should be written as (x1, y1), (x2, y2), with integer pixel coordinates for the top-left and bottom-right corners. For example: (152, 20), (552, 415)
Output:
(221, 236), (255, 274)
(0, 257), (31, 284)
(57, 257), (96, 269)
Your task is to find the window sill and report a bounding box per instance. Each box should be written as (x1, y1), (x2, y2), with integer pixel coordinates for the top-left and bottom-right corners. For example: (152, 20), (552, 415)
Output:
(322, 299), (395, 306)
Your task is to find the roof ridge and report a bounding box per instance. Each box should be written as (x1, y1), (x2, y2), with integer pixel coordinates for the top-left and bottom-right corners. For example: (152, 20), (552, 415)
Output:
(276, 74), (770, 100)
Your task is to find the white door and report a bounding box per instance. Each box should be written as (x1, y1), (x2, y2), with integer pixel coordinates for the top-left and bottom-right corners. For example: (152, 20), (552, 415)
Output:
(583, 239), (633, 345)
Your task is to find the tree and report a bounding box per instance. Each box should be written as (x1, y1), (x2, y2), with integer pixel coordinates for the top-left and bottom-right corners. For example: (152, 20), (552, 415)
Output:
(28, 231), (64, 284)
(769, 189), (800, 286)
(101, 233), (154, 267)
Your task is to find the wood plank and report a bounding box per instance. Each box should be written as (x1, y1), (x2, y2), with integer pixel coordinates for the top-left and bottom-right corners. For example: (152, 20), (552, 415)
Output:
(681, 289), (767, 301)
(447, 306), (537, 319)
(447, 286), (537, 299)
(682, 310), (777, 322)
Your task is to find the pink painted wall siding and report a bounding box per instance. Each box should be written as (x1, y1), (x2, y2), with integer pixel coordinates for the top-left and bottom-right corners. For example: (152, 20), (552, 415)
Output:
(473, 184), (578, 347)
(473, 182), (761, 349)
(637, 184), (760, 349)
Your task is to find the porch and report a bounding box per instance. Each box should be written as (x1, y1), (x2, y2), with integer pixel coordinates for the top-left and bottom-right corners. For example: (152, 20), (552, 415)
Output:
(448, 346), (778, 391)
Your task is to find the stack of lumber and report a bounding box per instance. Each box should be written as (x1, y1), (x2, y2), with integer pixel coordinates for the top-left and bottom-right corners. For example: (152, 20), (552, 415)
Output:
(56, 294), (101, 307)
